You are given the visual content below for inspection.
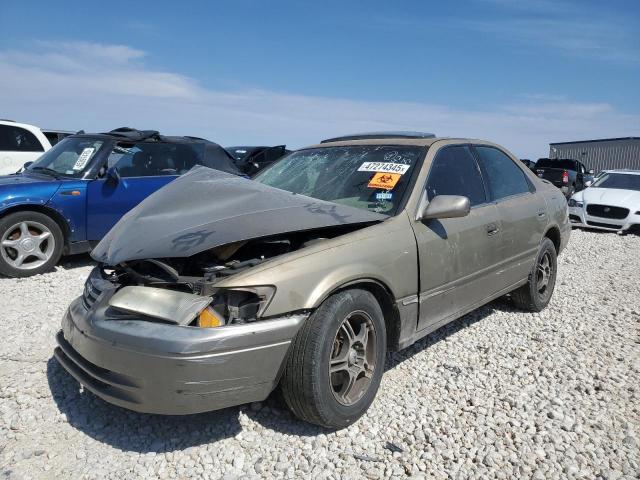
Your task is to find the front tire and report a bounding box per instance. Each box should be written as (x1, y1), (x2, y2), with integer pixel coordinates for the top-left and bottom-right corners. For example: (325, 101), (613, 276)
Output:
(281, 289), (386, 428)
(511, 237), (557, 312)
(0, 211), (63, 278)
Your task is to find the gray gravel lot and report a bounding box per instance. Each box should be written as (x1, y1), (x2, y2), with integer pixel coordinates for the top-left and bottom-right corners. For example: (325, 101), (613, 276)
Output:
(1, 229), (639, 479)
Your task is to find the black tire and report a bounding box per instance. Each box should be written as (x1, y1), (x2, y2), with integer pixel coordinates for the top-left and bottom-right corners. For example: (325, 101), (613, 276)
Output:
(0, 211), (64, 278)
(511, 237), (557, 312)
(281, 289), (386, 429)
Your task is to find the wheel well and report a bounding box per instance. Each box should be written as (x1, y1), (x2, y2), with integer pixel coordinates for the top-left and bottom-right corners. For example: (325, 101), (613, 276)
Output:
(0, 205), (70, 245)
(544, 226), (561, 254)
(335, 280), (401, 351)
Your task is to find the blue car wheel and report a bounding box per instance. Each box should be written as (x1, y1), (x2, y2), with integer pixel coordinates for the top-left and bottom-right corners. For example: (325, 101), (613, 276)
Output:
(0, 211), (64, 277)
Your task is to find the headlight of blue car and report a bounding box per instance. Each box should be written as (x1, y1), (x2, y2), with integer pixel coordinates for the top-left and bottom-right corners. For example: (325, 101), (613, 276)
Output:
(568, 199), (583, 208)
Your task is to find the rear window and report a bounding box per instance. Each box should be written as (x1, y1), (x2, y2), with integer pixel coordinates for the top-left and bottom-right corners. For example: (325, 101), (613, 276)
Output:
(536, 159), (577, 170)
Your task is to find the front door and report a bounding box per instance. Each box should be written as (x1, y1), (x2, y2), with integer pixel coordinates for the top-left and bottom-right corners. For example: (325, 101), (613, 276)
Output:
(85, 142), (183, 240)
(412, 145), (505, 332)
(86, 176), (176, 240)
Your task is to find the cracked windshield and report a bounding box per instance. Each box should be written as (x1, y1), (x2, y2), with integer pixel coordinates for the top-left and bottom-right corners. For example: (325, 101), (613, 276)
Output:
(254, 145), (423, 214)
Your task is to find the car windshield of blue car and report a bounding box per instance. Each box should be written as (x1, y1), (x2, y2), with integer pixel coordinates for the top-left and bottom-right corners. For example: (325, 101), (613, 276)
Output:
(592, 173), (640, 191)
(253, 145), (423, 215)
(27, 137), (104, 177)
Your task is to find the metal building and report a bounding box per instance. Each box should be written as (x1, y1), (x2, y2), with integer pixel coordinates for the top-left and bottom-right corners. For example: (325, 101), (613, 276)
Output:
(548, 137), (640, 173)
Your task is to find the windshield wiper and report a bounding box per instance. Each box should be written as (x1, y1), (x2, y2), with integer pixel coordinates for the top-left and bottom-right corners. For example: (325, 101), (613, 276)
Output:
(29, 167), (62, 178)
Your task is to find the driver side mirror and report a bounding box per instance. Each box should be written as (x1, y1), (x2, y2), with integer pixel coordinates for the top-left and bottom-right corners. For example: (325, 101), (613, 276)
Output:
(23, 161), (34, 170)
(106, 166), (121, 185)
(416, 193), (471, 221)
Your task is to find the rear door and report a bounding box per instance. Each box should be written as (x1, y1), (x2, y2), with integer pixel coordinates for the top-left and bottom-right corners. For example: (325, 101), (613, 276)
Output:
(412, 145), (505, 332)
(473, 145), (546, 288)
(86, 142), (196, 240)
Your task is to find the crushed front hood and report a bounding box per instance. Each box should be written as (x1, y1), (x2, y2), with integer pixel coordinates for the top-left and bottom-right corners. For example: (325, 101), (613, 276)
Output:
(92, 166), (386, 265)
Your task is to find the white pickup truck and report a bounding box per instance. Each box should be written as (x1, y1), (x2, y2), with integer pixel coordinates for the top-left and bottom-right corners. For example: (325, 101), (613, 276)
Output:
(0, 120), (73, 175)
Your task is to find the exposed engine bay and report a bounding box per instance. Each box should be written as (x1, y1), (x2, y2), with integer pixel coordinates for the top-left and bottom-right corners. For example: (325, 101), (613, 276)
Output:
(99, 224), (371, 326)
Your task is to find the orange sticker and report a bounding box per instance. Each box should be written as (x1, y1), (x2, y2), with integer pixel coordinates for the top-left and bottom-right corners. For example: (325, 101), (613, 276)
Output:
(368, 172), (400, 190)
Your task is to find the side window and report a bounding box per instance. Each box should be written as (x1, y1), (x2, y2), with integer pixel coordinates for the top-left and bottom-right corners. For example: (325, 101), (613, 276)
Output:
(106, 143), (199, 178)
(107, 145), (155, 178)
(425, 146), (487, 207)
(0, 125), (44, 152)
(475, 146), (530, 201)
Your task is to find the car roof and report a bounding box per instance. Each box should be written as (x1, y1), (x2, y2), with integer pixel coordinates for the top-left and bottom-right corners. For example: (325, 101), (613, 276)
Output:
(69, 128), (213, 145)
(0, 119), (44, 131)
(41, 129), (74, 134)
(304, 136), (495, 149)
(69, 127), (243, 175)
(0, 120), (73, 135)
(320, 131), (436, 143)
(602, 169), (640, 175)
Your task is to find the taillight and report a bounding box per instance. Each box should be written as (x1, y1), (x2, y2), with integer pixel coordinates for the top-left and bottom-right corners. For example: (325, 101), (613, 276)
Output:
(562, 170), (569, 184)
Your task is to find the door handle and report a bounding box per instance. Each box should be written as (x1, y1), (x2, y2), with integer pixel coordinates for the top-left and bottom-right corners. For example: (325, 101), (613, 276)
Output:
(486, 223), (500, 236)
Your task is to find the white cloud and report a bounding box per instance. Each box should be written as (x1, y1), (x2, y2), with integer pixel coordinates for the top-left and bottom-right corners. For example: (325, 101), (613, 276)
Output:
(470, 1), (640, 64)
(0, 41), (638, 159)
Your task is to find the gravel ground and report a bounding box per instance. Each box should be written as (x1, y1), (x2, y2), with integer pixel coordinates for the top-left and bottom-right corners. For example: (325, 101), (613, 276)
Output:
(1, 229), (639, 479)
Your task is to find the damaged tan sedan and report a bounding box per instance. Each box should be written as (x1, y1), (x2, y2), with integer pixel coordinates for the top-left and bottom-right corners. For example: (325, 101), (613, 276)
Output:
(54, 133), (570, 428)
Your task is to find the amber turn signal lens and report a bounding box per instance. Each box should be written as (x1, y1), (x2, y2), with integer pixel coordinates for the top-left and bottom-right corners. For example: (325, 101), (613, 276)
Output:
(198, 307), (224, 328)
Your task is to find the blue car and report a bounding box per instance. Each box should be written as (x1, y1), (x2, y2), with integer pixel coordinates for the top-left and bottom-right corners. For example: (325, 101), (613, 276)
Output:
(0, 128), (242, 277)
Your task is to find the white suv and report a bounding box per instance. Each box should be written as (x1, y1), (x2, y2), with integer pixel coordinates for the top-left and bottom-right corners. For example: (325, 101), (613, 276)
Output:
(0, 120), (73, 175)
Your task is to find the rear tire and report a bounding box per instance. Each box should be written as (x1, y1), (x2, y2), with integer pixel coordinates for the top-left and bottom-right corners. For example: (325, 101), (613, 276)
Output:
(0, 211), (63, 278)
(511, 237), (557, 312)
(281, 289), (386, 429)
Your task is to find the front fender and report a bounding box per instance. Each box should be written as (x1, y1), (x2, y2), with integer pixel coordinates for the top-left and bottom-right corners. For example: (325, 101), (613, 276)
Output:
(0, 181), (88, 243)
(214, 215), (419, 317)
(0, 183), (61, 213)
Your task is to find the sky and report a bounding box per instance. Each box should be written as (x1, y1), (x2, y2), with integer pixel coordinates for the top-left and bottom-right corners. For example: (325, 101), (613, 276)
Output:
(1, 0), (639, 159)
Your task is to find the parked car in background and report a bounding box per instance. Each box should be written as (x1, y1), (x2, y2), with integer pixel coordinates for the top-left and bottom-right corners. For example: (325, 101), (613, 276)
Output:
(0, 127), (243, 277)
(568, 170), (640, 234)
(520, 158), (536, 170)
(54, 132), (570, 428)
(535, 158), (594, 198)
(42, 129), (74, 147)
(0, 120), (73, 175)
(226, 145), (290, 175)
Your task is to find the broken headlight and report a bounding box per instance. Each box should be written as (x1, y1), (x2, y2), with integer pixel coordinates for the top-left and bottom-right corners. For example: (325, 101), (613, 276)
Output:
(199, 286), (276, 327)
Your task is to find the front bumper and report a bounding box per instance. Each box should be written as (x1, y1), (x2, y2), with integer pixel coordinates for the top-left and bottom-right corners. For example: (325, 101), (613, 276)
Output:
(568, 206), (640, 232)
(54, 283), (307, 415)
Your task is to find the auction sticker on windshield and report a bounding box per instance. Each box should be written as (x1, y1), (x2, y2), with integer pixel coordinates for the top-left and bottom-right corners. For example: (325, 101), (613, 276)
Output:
(368, 172), (401, 190)
(73, 148), (95, 171)
(358, 162), (410, 175)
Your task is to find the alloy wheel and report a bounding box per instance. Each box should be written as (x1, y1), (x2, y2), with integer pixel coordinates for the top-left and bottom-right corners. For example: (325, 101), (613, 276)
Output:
(0, 221), (55, 270)
(536, 251), (553, 297)
(329, 310), (377, 406)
